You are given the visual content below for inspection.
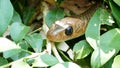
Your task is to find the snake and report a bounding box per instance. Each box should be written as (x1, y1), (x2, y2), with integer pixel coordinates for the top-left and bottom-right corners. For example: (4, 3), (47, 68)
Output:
(47, 1), (102, 42)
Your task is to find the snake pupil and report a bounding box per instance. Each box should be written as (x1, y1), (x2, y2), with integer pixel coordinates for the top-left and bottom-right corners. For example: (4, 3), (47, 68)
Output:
(65, 26), (73, 35)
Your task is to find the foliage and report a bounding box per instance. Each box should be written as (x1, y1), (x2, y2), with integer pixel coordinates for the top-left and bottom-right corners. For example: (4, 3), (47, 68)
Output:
(0, 0), (120, 68)
(45, 8), (65, 27)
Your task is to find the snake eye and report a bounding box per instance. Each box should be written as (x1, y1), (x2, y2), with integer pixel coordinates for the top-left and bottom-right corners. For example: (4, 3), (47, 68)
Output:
(65, 26), (73, 35)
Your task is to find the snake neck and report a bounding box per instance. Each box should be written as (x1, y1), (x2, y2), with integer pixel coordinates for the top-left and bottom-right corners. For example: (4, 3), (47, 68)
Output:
(78, 1), (102, 22)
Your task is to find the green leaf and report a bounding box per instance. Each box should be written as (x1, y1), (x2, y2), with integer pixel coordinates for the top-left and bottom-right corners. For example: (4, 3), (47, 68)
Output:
(51, 62), (80, 68)
(85, 8), (114, 50)
(100, 28), (120, 50)
(112, 55), (120, 68)
(85, 8), (101, 49)
(3, 49), (22, 58)
(100, 9), (114, 25)
(11, 11), (22, 24)
(109, 0), (120, 27)
(19, 41), (28, 50)
(91, 48), (116, 68)
(41, 54), (59, 66)
(113, 0), (120, 6)
(25, 33), (43, 52)
(17, 41), (29, 59)
(0, 37), (21, 52)
(0, 0), (13, 36)
(23, 8), (35, 24)
(26, 59), (35, 65)
(103, 57), (114, 68)
(10, 41), (29, 60)
(45, 8), (65, 27)
(0, 57), (8, 66)
(91, 48), (101, 68)
(11, 52), (29, 61)
(73, 40), (93, 59)
(11, 59), (31, 68)
(32, 56), (48, 67)
(91, 28), (120, 68)
(98, 29), (120, 66)
(33, 54), (59, 67)
(10, 22), (30, 43)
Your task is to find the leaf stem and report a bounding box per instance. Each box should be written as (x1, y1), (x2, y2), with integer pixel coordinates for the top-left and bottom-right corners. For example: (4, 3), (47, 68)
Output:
(51, 42), (64, 63)
(21, 49), (33, 55)
(58, 49), (72, 62)
(29, 27), (42, 35)
(0, 53), (43, 68)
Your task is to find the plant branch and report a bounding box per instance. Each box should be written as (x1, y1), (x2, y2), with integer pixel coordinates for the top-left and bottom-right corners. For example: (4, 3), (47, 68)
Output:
(0, 53), (44, 68)
(51, 42), (64, 63)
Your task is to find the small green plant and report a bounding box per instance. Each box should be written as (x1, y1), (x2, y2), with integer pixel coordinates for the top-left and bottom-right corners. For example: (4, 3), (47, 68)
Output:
(0, 0), (120, 68)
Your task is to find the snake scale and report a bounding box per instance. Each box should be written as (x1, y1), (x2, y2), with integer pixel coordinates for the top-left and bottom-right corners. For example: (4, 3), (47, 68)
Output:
(47, 1), (102, 42)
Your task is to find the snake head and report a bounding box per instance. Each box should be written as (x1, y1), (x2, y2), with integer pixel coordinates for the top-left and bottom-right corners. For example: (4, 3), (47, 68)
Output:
(47, 17), (87, 42)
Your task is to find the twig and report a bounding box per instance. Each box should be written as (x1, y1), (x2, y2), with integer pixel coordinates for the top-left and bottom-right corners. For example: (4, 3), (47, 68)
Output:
(0, 53), (43, 68)
(51, 42), (64, 63)
(58, 49), (72, 62)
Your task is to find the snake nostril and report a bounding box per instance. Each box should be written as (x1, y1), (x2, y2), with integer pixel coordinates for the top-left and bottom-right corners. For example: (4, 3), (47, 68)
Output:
(65, 26), (73, 35)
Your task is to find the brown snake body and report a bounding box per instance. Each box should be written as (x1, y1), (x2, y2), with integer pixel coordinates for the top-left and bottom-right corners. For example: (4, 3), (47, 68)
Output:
(47, 1), (102, 42)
